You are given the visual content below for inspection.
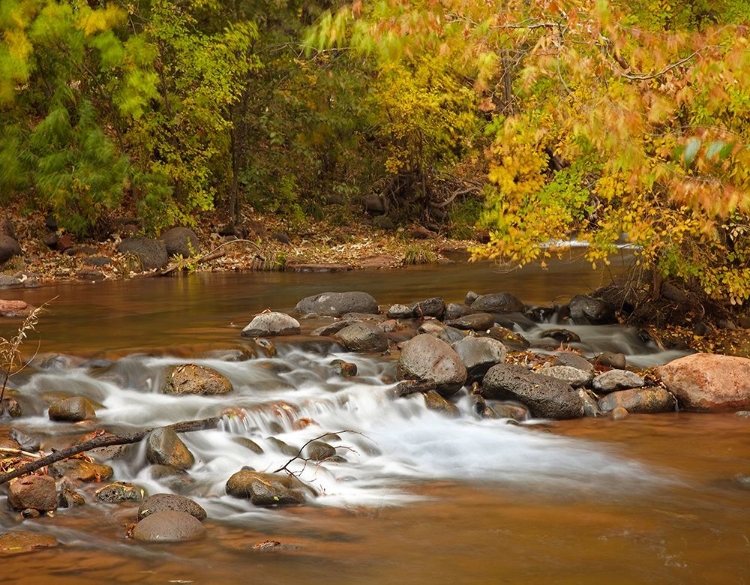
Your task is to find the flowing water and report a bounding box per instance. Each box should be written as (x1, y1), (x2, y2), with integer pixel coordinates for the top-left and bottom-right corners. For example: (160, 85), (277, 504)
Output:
(1, 258), (749, 584)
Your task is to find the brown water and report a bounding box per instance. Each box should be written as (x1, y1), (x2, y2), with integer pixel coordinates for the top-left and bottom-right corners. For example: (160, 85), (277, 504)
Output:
(1, 259), (749, 584)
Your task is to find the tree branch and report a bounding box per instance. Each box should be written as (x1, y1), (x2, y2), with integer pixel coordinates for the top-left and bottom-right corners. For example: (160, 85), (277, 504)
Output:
(623, 52), (698, 81)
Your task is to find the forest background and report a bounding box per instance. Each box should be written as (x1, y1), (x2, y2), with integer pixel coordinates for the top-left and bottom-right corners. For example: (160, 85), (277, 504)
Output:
(1, 0), (748, 306)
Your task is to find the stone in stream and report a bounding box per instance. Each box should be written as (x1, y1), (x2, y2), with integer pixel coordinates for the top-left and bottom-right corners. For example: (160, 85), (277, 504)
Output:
(0, 531), (58, 554)
(58, 487), (86, 508)
(609, 406), (630, 420)
(566, 294), (617, 325)
(117, 236), (169, 270)
(266, 437), (298, 457)
(423, 390), (460, 418)
(656, 353), (750, 411)
(387, 304), (414, 319)
(48, 396), (97, 422)
(132, 510), (206, 543)
(304, 440), (336, 461)
(537, 365), (593, 388)
(242, 312), (300, 337)
(48, 459), (114, 483)
(146, 427), (195, 470)
(408, 297), (446, 319)
(294, 291), (379, 317)
(552, 351), (594, 372)
(234, 437), (264, 454)
(418, 320), (465, 343)
(0, 299), (34, 318)
(9, 428), (40, 452)
(162, 363), (233, 395)
(592, 370), (645, 394)
(445, 312), (496, 331)
(487, 326), (530, 351)
(540, 328), (581, 344)
(469, 292), (525, 314)
(597, 387), (676, 414)
(8, 475), (58, 512)
(159, 226), (200, 258)
(596, 351), (628, 369)
(444, 303), (473, 320)
(482, 364), (585, 420)
(330, 359), (357, 377)
(96, 482), (146, 503)
(451, 336), (507, 381)
(137, 493), (207, 522)
(397, 334), (467, 397)
(334, 321), (389, 352)
(225, 470), (310, 506)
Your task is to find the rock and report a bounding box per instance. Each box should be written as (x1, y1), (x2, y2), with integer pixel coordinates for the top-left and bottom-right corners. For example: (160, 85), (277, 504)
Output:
(96, 482), (146, 503)
(490, 402), (529, 421)
(598, 387), (677, 414)
(138, 494), (207, 522)
(132, 510), (206, 543)
(117, 237), (169, 270)
(56, 234), (74, 252)
(469, 292), (525, 314)
(0, 531), (57, 554)
(0, 275), (22, 288)
(393, 379), (437, 397)
(597, 351), (627, 369)
(371, 216), (395, 230)
(482, 364), (585, 420)
(304, 441), (336, 461)
(286, 263), (353, 273)
(294, 291), (379, 317)
(160, 227), (200, 258)
(538, 365), (594, 388)
(0, 235), (21, 264)
(579, 388), (603, 417)
(146, 427), (195, 470)
(417, 320), (465, 343)
(8, 475), (58, 512)
(541, 328), (581, 344)
(444, 303), (473, 320)
(9, 428), (40, 452)
(610, 406), (630, 420)
(226, 470), (308, 506)
(58, 487), (86, 508)
(48, 396), (96, 422)
(83, 256), (111, 267)
(657, 353), (750, 411)
(452, 336), (507, 381)
(48, 459), (114, 482)
(311, 319), (356, 336)
(567, 294), (617, 325)
(234, 437), (264, 454)
(397, 334), (467, 397)
(552, 352), (594, 372)
(242, 312), (300, 337)
(364, 193), (386, 215)
(1, 398), (22, 417)
(266, 437), (298, 457)
(465, 291), (479, 305)
(423, 390), (460, 417)
(162, 364), (233, 395)
(487, 326), (530, 351)
(592, 370), (645, 393)
(0, 299), (34, 318)
(445, 313), (495, 331)
(409, 297), (446, 319)
(334, 321), (389, 352)
(387, 304), (414, 319)
(0, 217), (16, 240)
(330, 359), (357, 377)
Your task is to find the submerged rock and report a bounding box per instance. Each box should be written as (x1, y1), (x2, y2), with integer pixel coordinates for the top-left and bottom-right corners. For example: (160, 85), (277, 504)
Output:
(397, 334), (467, 397)
(482, 364), (585, 420)
(137, 493), (207, 522)
(294, 291), (379, 317)
(132, 510), (206, 543)
(242, 312), (300, 337)
(0, 531), (57, 554)
(657, 353), (750, 411)
(162, 364), (233, 395)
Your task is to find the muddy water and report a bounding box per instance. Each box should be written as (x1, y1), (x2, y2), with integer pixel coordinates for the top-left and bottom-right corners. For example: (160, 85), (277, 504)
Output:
(1, 258), (749, 584)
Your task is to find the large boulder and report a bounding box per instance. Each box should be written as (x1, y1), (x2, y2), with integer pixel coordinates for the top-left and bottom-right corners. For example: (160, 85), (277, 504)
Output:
(469, 292), (525, 314)
(117, 237), (169, 270)
(598, 387), (677, 414)
(8, 475), (58, 512)
(482, 364), (585, 419)
(657, 353), (750, 411)
(0, 234), (21, 264)
(159, 227), (200, 258)
(567, 294), (617, 325)
(162, 364), (233, 395)
(48, 396), (96, 422)
(225, 470), (309, 506)
(409, 297), (446, 319)
(295, 291), (379, 317)
(334, 321), (389, 352)
(397, 334), (467, 397)
(452, 336), (507, 381)
(242, 312), (300, 337)
(146, 427), (195, 470)
(132, 511), (206, 543)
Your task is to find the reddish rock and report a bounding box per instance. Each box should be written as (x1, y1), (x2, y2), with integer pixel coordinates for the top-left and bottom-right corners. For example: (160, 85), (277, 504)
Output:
(8, 475), (58, 512)
(657, 353), (750, 411)
(0, 300), (34, 318)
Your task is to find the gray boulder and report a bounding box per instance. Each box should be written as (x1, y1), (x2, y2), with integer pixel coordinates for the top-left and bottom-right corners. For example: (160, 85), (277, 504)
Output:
(470, 292), (525, 313)
(162, 364), (233, 395)
(0, 234), (21, 264)
(117, 237), (169, 270)
(418, 320), (465, 343)
(482, 364), (585, 419)
(387, 304), (414, 319)
(132, 510), (206, 542)
(445, 313), (496, 331)
(598, 387), (677, 414)
(552, 352), (594, 372)
(48, 396), (97, 422)
(452, 336), (507, 381)
(160, 227), (200, 258)
(335, 321), (389, 352)
(409, 297), (446, 319)
(445, 303), (473, 320)
(146, 427), (195, 470)
(226, 470), (309, 506)
(538, 365), (594, 388)
(295, 291), (379, 317)
(397, 334), (467, 397)
(592, 370), (645, 393)
(138, 493), (207, 522)
(242, 312), (300, 337)
(567, 294), (617, 325)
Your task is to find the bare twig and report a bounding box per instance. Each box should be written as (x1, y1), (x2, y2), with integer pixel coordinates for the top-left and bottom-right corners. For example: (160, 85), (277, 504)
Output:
(623, 52), (698, 81)
(273, 430), (364, 474)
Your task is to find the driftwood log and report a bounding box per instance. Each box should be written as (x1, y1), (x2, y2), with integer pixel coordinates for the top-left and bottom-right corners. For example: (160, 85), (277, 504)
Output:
(0, 417), (220, 485)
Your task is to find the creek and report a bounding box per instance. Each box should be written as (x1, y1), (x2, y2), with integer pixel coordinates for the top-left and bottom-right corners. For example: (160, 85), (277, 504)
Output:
(1, 257), (749, 584)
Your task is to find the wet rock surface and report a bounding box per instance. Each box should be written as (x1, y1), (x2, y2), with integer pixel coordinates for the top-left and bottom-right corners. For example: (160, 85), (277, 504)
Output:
(0, 531), (57, 554)
(146, 427), (195, 470)
(295, 291), (379, 316)
(242, 312), (301, 337)
(48, 396), (97, 422)
(226, 470), (309, 506)
(132, 510), (206, 542)
(8, 475), (58, 512)
(162, 364), (233, 395)
(397, 334), (467, 397)
(138, 493), (207, 522)
(334, 321), (389, 352)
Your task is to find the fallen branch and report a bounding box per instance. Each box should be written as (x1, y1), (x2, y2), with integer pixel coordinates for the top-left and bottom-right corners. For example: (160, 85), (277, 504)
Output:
(0, 416), (220, 485)
(159, 239), (266, 276)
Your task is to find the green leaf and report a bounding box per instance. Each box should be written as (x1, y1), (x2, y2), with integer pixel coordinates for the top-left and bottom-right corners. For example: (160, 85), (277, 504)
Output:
(683, 138), (701, 167)
(705, 141), (725, 160)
